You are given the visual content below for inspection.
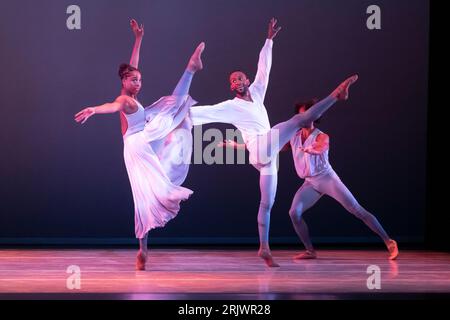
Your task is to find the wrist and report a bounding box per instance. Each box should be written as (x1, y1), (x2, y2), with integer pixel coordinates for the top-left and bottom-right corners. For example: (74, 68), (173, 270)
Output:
(265, 38), (274, 47)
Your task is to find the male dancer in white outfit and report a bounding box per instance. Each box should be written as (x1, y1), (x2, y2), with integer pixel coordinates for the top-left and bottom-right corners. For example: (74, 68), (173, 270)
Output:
(286, 100), (399, 260)
(75, 20), (205, 270)
(190, 18), (358, 267)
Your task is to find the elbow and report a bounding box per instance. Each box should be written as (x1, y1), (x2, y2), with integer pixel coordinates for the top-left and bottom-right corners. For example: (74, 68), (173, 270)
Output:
(112, 103), (122, 113)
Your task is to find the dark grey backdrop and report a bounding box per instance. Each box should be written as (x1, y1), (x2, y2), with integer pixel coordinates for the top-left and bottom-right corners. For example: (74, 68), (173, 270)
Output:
(0, 0), (428, 244)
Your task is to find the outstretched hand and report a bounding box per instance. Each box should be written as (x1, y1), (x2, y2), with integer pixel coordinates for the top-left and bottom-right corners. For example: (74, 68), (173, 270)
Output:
(267, 18), (281, 40)
(299, 146), (313, 153)
(74, 107), (95, 124)
(130, 19), (144, 38)
(217, 139), (238, 148)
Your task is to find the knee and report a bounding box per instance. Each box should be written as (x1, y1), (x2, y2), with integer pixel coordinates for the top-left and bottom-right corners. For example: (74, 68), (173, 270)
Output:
(347, 202), (366, 219)
(289, 206), (304, 222)
(259, 199), (275, 213)
(260, 162), (278, 175)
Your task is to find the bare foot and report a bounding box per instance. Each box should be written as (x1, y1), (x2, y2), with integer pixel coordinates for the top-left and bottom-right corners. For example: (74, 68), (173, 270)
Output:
(187, 42), (205, 73)
(293, 250), (317, 260)
(386, 239), (399, 260)
(136, 250), (147, 270)
(258, 249), (280, 268)
(331, 75), (359, 100)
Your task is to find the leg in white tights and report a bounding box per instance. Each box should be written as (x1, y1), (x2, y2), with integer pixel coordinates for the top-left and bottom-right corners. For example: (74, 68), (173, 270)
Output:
(289, 181), (322, 255)
(257, 168), (279, 267)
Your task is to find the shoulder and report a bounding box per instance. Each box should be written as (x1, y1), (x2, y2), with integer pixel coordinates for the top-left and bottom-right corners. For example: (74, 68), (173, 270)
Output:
(116, 95), (132, 104)
(316, 132), (330, 143)
(248, 85), (263, 100)
(228, 98), (242, 106)
(214, 100), (234, 109)
(116, 95), (137, 113)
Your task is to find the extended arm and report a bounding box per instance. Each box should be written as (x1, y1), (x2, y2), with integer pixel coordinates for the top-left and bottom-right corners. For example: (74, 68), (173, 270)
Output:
(252, 18), (281, 96)
(74, 97), (127, 124)
(189, 101), (234, 126)
(129, 19), (144, 68)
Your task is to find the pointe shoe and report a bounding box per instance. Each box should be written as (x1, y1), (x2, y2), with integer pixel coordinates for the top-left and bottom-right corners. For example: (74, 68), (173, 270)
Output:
(187, 42), (205, 73)
(293, 250), (317, 260)
(136, 250), (147, 271)
(258, 249), (280, 268)
(386, 239), (399, 260)
(332, 74), (359, 100)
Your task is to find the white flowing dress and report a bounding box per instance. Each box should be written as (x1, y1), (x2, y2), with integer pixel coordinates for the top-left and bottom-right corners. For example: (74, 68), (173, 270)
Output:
(122, 95), (196, 238)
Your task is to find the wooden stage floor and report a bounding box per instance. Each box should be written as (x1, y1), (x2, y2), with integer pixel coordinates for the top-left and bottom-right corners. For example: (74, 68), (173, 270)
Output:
(1, 248), (449, 299)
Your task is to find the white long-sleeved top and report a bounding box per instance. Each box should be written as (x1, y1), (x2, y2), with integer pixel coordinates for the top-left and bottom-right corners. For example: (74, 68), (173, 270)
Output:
(189, 39), (273, 147)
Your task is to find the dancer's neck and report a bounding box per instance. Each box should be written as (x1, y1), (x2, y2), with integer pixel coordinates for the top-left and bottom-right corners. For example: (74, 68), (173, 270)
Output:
(121, 89), (137, 100)
(235, 91), (253, 102)
(301, 127), (315, 138)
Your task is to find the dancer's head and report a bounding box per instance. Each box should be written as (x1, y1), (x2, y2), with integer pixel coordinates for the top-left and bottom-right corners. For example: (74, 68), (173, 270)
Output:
(229, 70), (250, 96)
(119, 63), (142, 95)
(295, 98), (320, 128)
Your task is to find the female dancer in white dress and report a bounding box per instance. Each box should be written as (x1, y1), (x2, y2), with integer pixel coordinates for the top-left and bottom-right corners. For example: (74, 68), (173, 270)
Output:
(286, 100), (399, 260)
(74, 19), (205, 270)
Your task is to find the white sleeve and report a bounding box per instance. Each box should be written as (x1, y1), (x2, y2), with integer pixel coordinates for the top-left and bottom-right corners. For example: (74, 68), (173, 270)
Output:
(189, 101), (234, 126)
(251, 39), (273, 101)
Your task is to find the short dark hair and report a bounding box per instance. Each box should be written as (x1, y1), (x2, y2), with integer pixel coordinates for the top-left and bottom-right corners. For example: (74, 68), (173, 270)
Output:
(229, 70), (248, 79)
(118, 63), (140, 80)
(294, 98), (321, 124)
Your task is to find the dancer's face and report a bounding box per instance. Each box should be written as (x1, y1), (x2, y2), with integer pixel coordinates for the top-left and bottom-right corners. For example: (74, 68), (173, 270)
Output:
(229, 71), (250, 95)
(299, 106), (314, 129)
(122, 71), (142, 95)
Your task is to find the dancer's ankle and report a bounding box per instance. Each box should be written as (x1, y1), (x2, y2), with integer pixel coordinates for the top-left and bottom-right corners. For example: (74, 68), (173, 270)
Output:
(329, 93), (339, 101)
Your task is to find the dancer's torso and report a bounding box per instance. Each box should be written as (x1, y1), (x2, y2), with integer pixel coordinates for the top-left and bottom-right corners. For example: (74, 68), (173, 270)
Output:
(290, 128), (332, 178)
(231, 85), (271, 145)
